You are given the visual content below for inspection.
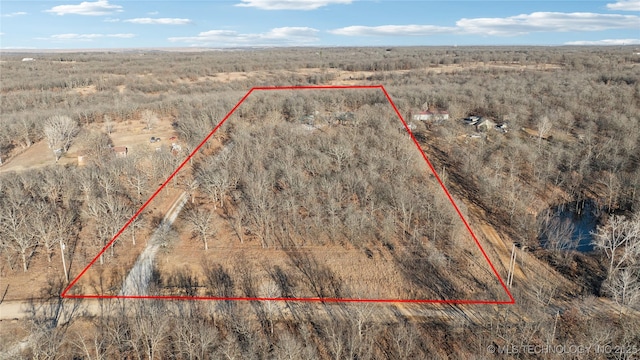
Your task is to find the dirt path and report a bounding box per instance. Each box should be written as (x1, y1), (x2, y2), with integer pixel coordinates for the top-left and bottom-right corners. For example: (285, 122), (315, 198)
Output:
(0, 298), (101, 321)
(478, 223), (526, 282)
(120, 190), (190, 295)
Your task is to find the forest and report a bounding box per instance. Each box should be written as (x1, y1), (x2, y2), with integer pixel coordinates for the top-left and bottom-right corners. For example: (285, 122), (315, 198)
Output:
(0, 46), (639, 359)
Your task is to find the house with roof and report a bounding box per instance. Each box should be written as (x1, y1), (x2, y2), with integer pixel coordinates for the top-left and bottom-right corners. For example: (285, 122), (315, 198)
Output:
(112, 146), (128, 158)
(475, 118), (496, 132)
(412, 108), (449, 122)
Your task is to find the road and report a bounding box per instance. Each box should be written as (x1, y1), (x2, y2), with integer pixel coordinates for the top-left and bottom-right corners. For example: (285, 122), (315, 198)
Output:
(119, 142), (233, 295)
(119, 190), (190, 296)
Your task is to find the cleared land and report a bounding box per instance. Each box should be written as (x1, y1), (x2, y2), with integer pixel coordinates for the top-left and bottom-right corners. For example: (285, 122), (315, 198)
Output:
(0, 115), (177, 174)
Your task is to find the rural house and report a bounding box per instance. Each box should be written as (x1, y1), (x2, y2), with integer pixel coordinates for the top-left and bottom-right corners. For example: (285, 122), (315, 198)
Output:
(412, 108), (449, 122)
(112, 146), (128, 158)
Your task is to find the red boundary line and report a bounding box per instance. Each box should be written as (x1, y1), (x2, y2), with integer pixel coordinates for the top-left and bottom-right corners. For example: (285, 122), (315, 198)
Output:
(62, 85), (515, 305)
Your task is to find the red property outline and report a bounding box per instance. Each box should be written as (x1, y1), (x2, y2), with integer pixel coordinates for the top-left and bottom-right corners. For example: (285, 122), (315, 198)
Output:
(62, 85), (515, 305)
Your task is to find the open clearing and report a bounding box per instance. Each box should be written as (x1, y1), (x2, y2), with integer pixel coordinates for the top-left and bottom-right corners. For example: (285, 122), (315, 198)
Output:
(0, 115), (177, 174)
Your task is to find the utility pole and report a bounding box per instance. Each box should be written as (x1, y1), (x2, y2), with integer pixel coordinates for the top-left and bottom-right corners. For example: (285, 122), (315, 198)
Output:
(59, 239), (69, 282)
(507, 243), (516, 288)
(551, 310), (560, 343)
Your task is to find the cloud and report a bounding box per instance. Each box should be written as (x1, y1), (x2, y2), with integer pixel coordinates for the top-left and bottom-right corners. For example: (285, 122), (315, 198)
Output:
(45, 0), (123, 16)
(1, 46), (37, 50)
(331, 12), (640, 38)
(329, 25), (457, 36)
(457, 12), (640, 35)
(148, 11), (159, 15)
(2, 12), (27, 17)
(606, 0), (640, 11)
(565, 38), (640, 45)
(169, 27), (319, 46)
(39, 33), (135, 41)
(235, 0), (351, 10)
(125, 18), (192, 25)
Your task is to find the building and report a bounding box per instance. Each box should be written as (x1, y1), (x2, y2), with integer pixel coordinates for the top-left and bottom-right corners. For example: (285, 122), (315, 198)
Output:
(463, 116), (482, 125)
(475, 118), (496, 132)
(112, 146), (128, 158)
(21, 58), (35, 62)
(171, 143), (182, 154)
(412, 108), (449, 122)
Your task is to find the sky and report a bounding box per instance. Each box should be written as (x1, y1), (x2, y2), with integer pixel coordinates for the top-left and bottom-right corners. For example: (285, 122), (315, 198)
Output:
(0, 0), (638, 49)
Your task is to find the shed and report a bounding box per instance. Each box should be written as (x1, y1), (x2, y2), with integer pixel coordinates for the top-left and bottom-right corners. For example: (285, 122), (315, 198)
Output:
(113, 146), (128, 158)
(476, 118), (496, 132)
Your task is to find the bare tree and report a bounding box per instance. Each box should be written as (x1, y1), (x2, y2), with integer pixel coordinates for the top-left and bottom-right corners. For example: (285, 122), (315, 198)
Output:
(328, 144), (353, 171)
(183, 178), (200, 204)
(242, 173), (275, 248)
(174, 316), (220, 359)
(592, 215), (640, 276)
(84, 195), (131, 265)
(32, 203), (58, 263)
(0, 205), (38, 272)
(126, 167), (150, 202)
(391, 321), (420, 359)
(393, 187), (415, 241)
(260, 279), (280, 334)
(14, 115), (37, 149)
(537, 115), (552, 151)
(130, 301), (170, 360)
(539, 211), (576, 251)
(104, 114), (114, 135)
(273, 330), (317, 360)
(43, 115), (79, 161)
(605, 268), (640, 308)
(599, 171), (621, 211)
(185, 206), (217, 251)
(126, 214), (143, 246)
(95, 167), (119, 198)
(72, 329), (108, 360)
(141, 109), (158, 131)
(32, 204), (76, 279)
(197, 167), (232, 210)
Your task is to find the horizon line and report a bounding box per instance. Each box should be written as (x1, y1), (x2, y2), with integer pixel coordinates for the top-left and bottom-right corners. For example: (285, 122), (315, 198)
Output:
(3, 44), (640, 53)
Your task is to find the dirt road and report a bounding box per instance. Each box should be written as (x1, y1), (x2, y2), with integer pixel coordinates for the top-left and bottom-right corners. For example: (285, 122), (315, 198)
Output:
(120, 190), (190, 296)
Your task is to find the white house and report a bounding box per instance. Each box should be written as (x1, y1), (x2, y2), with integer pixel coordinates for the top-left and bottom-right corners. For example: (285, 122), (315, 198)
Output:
(412, 109), (449, 122)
